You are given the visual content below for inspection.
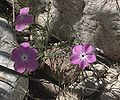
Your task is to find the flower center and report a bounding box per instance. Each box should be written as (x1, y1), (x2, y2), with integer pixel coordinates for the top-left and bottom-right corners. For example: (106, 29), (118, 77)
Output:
(80, 52), (86, 60)
(82, 54), (84, 57)
(21, 54), (28, 61)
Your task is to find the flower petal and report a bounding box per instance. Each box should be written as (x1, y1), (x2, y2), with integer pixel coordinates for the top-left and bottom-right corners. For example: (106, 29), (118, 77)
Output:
(15, 15), (33, 24)
(15, 15), (22, 24)
(15, 15), (33, 31)
(20, 7), (29, 15)
(86, 54), (97, 63)
(12, 48), (21, 62)
(26, 48), (37, 59)
(79, 59), (89, 70)
(22, 15), (34, 24)
(12, 46), (27, 62)
(26, 59), (38, 72)
(72, 45), (82, 54)
(70, 54), (80, 64)
(20, 42), (30, 48)
(15, 23), (26, 31)
(83, 44), (94, 54)
(14, 62), (26, 73)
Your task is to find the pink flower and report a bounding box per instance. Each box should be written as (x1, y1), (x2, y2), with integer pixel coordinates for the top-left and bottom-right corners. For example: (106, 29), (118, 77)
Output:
(70, 44), (96, 70)
(12, 42), (38, 73)
(15, 7), (34, 31)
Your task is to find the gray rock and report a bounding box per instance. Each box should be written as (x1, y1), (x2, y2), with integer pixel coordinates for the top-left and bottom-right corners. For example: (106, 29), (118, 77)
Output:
(0, 17), (28, 100)
(0, 18), (16, 53)
(74, 0), (120, 60)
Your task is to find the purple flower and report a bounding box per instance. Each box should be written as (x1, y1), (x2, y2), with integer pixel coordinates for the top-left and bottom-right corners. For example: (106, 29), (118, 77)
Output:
(12, 42), (38, 73)
(70, 44), (96, 70)
(15, 7), (34, 32)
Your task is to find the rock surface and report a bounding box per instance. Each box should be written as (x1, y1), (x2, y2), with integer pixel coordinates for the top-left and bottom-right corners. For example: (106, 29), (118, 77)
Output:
(4, 0), (120, 100)
(0, 17), (28, 100)
(74, 0), (120, 60)
(35, 0), (85, 40)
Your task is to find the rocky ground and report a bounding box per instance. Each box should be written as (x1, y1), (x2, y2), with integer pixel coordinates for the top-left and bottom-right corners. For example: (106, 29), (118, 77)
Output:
(0, 0), (120, 100)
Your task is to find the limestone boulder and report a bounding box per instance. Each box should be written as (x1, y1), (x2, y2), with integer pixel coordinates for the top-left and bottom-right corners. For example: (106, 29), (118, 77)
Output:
(0, 17), (28, 100)
(74, 0), (120, 60)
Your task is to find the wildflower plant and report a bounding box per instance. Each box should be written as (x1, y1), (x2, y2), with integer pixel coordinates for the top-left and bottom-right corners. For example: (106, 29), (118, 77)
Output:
(15, 7), (34, 32)
(2, 0), (118, 100)
(3, 3), (98, 99)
